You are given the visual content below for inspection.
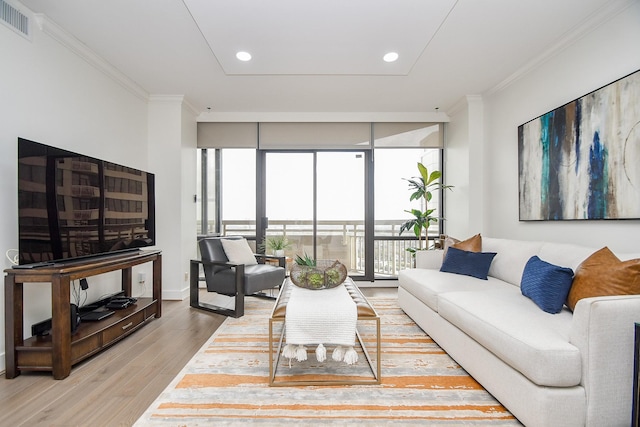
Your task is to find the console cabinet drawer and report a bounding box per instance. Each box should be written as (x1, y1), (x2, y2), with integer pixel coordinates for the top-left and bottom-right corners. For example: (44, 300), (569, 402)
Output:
(71, 333), (102, 363)
(102, 310), (146, 344)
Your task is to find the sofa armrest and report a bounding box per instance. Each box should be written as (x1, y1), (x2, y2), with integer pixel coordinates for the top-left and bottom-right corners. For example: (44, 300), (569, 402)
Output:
(415, 249), (444, 269)
(569, 294), (640, 426)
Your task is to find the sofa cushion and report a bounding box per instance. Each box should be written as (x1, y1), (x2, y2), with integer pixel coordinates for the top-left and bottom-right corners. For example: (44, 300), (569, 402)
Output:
(521, 256), (574, 314)
(438, 287), (581, 387)
(398, 268), (510, 312)
(567, 247), (640, 311)
(440, 247), (497, 280)
(483, 238), (544, 286)
(537, 242), (597, 272)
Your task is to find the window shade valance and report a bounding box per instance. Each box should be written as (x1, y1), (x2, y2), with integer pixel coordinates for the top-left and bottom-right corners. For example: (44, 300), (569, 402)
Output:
(197, 122), (443, 149)
(197, 122), (258, 148)
(258, 122), (371, 149)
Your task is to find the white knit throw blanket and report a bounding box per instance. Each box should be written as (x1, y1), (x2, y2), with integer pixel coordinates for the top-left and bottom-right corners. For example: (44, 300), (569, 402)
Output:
(283, 282), (358, 365)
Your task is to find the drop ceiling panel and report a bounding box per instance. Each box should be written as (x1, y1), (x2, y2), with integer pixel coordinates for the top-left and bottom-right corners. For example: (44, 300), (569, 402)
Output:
(184, 0), (457, 75)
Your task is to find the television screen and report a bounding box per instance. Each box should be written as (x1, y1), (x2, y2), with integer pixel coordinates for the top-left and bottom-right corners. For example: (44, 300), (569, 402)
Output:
(17, 138), (156, 266)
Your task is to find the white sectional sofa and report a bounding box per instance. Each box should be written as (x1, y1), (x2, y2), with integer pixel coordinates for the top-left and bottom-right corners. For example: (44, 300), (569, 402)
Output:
(398, 237), (640, 427)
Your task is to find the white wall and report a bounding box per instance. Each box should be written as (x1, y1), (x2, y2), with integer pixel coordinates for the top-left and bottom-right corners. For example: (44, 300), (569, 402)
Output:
(447, 2), (640, 254)
(147, 96), (198, 300)
(445, 96), (485, 238)
(0, 13), (152, 372)
(443, 100), (470, 237)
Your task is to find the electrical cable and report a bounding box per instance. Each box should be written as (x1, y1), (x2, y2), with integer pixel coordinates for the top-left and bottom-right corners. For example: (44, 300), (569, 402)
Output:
(5, 249), (19, 265)
(71, 280), (89, 307)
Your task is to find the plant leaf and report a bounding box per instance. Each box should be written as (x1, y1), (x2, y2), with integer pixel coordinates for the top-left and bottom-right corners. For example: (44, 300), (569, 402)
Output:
(417, 163), (429, 182)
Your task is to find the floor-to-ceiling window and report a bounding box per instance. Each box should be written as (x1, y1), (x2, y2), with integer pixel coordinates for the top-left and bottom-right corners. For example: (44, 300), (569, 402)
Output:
(196, 148), (256, 242)
(373, 147), (441, 277)
(196, 148), (216, 236)
(262, 151), (366, 277)
(371, 122), (444, 278)
(220, 149), (256, 239)
(197, 122), (444, 279)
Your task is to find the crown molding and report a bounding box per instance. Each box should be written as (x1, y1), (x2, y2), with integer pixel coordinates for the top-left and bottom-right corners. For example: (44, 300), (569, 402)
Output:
(34, 13), (149, 102)
(182, 98), (200, 117)
(148, 95), (185, 103)
(148, 95), (200, 117)
(487, 0), (635, 96)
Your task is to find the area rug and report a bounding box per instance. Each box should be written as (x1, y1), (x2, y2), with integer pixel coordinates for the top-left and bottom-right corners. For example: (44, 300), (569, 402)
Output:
(134, 297), (520, 426)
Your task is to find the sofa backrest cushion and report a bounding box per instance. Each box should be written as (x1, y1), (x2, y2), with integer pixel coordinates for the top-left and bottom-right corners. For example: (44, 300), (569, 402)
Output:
(483, 238), (544, 286)
(619, 252), (640, 261)
(537, 242), (596, 272)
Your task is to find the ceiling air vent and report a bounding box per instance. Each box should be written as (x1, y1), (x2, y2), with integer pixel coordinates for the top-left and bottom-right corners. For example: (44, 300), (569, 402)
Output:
(1, 0), (30, 40)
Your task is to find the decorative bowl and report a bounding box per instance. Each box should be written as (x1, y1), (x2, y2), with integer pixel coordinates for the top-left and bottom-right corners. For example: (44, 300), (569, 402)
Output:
(290, 260), (347, 290)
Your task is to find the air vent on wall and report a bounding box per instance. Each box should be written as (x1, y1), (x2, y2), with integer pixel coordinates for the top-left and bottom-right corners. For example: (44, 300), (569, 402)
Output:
(1, 0), (30, 40)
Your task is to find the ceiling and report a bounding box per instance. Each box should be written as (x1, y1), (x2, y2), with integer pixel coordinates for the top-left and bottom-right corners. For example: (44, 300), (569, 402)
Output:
(18, 0), (624, 117)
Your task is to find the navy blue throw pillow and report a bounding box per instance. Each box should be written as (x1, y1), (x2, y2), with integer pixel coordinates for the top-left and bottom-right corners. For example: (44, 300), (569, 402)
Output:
(439, 247), (497, 280)
(520, 256), (574, 314)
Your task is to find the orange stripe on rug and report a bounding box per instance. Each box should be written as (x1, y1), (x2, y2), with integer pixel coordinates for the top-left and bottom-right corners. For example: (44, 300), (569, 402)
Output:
(158, 402), (512, 414)
(177, 373), (482, 389)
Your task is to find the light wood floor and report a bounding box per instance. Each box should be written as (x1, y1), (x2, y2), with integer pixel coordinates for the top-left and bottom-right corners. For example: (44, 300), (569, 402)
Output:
(0, 285), (397, 427)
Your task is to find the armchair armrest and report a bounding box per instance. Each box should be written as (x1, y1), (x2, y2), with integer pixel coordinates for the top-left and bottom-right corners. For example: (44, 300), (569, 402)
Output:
(189, 259), (246, 317)
(195, 259), (242, 268)
(569, 294), (640, 426)
(255, 254), (287, 268)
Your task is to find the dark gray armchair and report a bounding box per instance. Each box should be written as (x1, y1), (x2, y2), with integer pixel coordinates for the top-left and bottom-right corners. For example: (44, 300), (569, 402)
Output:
(190, 236), (286, 317)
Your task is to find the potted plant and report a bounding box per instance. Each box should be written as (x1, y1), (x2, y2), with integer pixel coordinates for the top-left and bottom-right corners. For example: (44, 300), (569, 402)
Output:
(260, 235), (292, 257)
(400, 162), (453, 253)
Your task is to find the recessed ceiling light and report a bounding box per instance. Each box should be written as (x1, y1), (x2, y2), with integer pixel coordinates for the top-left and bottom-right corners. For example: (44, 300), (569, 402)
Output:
(236, 51), (252, 61)
(383, 52), (398, 62)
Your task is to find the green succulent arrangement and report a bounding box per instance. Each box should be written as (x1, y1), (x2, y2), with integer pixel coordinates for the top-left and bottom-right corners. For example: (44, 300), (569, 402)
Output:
(294, 253), (323, 288)
(294, 253), (316, 267)
(292, 254), (346, 289)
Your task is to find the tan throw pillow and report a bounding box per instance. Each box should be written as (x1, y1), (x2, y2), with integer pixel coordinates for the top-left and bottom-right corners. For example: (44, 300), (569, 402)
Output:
(566, 247), (640, 311)
(443, 233), (482, 257)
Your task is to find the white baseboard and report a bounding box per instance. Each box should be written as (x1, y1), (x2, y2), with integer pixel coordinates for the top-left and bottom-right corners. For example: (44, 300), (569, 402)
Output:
(356, 280), (398, 288)
(162, 286), (190, 301)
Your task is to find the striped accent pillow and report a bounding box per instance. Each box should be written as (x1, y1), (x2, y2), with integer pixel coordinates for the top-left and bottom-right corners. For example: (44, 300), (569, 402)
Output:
(521, 256), (574, 314)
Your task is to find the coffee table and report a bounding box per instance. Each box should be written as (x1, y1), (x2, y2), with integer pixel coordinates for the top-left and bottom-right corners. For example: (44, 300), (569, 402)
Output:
(268, 277), (381, 386)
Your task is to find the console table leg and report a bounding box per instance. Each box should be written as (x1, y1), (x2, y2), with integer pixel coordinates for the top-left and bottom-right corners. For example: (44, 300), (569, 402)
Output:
(153, 255), (162, 318)
(51, 276), (72, 380)
(4, 275), (22, 378)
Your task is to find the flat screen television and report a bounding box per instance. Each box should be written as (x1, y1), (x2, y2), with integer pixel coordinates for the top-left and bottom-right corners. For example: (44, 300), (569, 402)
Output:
(17, 138), (156, 266)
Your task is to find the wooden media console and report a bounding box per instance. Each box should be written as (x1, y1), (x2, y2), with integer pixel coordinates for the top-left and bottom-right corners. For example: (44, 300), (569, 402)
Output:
(4, 250), (162, 380)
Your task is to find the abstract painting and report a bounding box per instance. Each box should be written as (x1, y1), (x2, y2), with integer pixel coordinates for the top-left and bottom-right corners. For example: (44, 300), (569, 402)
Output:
(518, 69), (640, 221)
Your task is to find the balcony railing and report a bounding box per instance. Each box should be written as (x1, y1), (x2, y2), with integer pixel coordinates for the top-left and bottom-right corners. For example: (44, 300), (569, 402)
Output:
(198, 219), (438, 278)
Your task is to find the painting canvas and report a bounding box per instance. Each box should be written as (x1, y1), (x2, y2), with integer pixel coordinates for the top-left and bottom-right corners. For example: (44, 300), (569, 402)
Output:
(518, 69), (640, 221)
